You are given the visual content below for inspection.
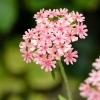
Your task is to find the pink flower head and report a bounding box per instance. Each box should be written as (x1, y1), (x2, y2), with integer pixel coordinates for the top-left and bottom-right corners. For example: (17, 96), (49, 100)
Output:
(79, 56), (100, 100)
(19, 8), (88, 72)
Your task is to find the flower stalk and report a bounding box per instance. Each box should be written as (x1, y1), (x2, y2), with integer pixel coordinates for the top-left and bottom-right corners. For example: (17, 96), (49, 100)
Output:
(57, 60), (72, 100)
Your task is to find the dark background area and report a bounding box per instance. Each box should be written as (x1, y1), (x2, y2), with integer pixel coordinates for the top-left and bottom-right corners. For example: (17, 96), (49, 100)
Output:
(0, 0), (100, 100)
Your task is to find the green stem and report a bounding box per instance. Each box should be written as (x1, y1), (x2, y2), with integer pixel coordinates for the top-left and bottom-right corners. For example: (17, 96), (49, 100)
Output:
(57, 60), (72, 100)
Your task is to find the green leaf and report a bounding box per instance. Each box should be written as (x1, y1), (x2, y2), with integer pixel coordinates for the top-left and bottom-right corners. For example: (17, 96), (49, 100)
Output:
(0, 0), (18, 33)
(58, 95), (67, 100)
(51, 68), (57, 80)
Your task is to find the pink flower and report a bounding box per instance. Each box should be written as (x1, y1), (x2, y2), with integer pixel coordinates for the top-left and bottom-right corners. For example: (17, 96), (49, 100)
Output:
(42, 21), (53, 31)
(33, 52), (45, 64)
(55, 22), (66, 33)
(86, 69), (100, 86)
(92, 56), (100, 70)
(66, 27), (78, 42)
(71, 11), (85, 22)
(79, 83), (91, 98)
(34, 25), (43, 35)
(20, 8), (88, 71)
(57, 43), (71, 55)
(76, 23), (88, 39)
(79, 56), (100, 100)
(56, 8), (68, 15)
(63, 14), (73, 23)
(40, 56), (56, 72)
(88, 90), (100, 100)
(19, 41), (27, 51)
(42, 32), (53, 44)
(46, 9), (57, 18)
(22, 49), (33, 63)
(52, 31), (67, 45)
(23, 29), (34, 40)
(64, 48), (78, 65)
(37, 43), (52, 55)
(50, 46), (61, 60)
(34, 8), (45, 20)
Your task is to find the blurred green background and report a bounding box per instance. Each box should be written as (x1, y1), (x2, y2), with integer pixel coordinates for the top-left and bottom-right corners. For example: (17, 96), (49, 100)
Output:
(0, 0), (100, 100)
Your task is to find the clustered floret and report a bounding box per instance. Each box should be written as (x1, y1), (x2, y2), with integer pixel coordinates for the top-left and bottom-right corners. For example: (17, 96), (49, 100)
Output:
(19, 8), (88, 72)
(79, 56), (100, 100)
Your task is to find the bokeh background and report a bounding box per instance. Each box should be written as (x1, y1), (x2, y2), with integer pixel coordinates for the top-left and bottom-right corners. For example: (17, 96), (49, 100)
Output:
(0, 0), (100, 100)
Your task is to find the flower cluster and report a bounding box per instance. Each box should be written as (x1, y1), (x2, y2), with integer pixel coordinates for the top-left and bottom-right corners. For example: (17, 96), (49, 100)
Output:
(79, 56), (100, 100)
(19, 8), (88, 72)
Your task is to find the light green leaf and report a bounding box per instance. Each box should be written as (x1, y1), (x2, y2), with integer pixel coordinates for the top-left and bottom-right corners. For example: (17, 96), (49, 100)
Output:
(51, 68), (57, 80)
(58, 95), (67, 100)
